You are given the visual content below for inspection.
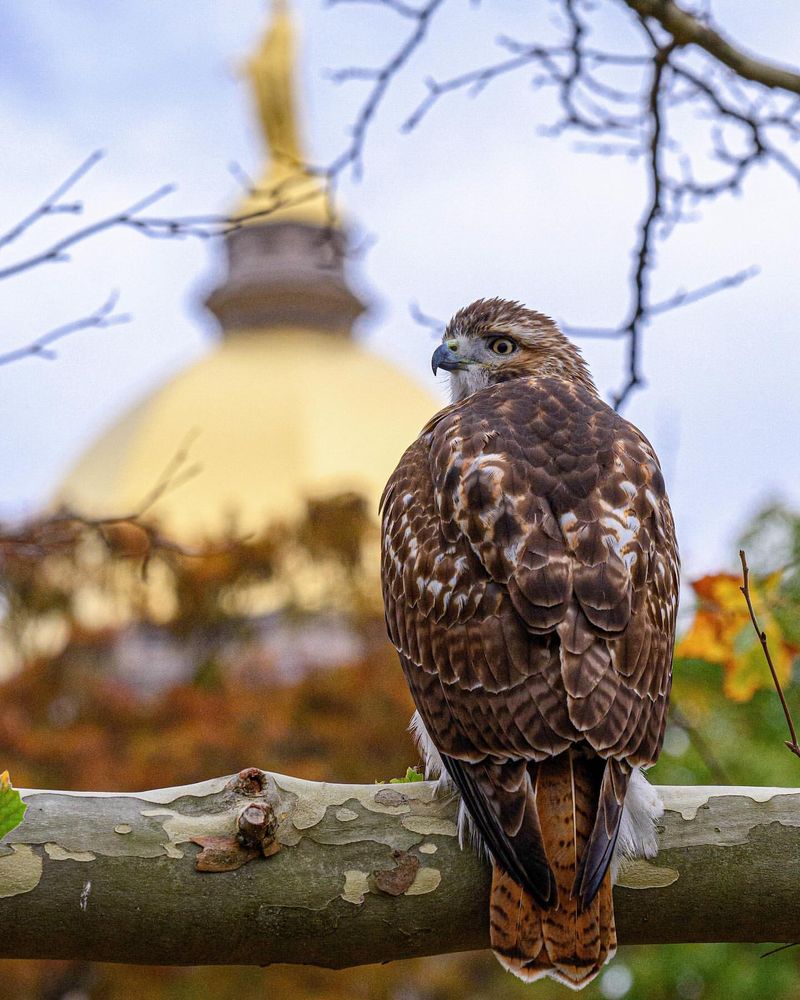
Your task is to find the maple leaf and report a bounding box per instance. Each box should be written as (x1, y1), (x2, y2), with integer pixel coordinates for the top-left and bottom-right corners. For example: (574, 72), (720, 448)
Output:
(677, 573), (798, 702)
(0, 770), (27, 840)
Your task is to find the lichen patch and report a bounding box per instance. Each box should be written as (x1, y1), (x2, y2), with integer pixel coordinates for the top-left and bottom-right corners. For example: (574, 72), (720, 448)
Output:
(401, 815), (458, 837)
(617, 857), (679, 889)
(341, 869), (370, 904)
(406, 867), (442, 895)
(140, 807), (231, 859)
(0, 844), (42, 897)
(660, 785), (800, 822)
(44, 843), (96, 862)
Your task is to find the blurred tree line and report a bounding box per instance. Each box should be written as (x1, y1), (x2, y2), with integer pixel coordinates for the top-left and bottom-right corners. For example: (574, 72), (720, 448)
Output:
(1, 497), (799, 999)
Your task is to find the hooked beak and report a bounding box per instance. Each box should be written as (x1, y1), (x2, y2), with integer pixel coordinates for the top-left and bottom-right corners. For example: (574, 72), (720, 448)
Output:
(431, 342), (469, 375)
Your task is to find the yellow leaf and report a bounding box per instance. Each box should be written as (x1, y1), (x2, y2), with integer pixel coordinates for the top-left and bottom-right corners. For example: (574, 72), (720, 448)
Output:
(677, 572), (798, 702)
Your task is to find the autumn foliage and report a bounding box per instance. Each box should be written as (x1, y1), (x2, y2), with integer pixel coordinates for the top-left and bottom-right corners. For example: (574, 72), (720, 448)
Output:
(677, 572), (799, 702)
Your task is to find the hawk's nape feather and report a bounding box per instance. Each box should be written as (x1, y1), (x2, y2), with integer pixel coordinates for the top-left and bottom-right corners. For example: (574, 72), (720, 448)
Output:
(381, 366), (678, 987)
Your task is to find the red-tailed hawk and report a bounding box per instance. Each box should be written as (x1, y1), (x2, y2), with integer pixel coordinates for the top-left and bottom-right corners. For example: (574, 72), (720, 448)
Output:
(380, 299), (678, 988)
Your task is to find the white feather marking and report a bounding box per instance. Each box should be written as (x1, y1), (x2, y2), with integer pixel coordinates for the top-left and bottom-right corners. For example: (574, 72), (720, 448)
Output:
(600, 512), (641, 556)
(458, 797), (489, 856)
(450, 367), (490, 402)
(408, 713), (483, 851)
(408, 711), (445, 781)
(611, 767), (663, 881)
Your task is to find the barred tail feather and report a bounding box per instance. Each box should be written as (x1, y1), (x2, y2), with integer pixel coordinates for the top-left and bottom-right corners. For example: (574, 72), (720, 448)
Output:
(489, 754), (617, 989)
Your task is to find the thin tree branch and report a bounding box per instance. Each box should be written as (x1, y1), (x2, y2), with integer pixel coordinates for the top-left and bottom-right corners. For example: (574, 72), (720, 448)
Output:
(131, 428), (202, 519)
(0, 185), (177, 282)
(0, 433), (215, 575)
(0, 290), (130, 367)
(0, 149), (104, 251)
(647, 266), (759, 316)
(610, 37), (676, 410)
(376, 0), (799, 406)
(622, 0), (800, 95)
(0, 156), (337, 284)
(739, 548), (800, 760)
(326, 0), (446, 181)
(409, 301), (445, 336)
(561, 266), (758, 339)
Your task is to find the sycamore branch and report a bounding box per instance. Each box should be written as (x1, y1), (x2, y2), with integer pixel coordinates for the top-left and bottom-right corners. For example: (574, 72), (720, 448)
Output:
(1, 771), (799, 965)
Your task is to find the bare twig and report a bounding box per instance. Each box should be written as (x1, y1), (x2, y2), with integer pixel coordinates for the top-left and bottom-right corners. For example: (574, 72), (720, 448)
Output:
(609, 35), (672, 408)
(133, 429), (202, 518)
(0, 433), (206, 576)
(326, 0), (446, 182)
(0, 154), (339, 286)
(0, 185), (177, 282)
(5, 0), (799, 407)
(761, 942), (800, 959)
(739, 549), (800, 760)
(562, 267), (758, 339)
(409, 301), (445, 337)
(0, 149), (104, 251)
(402, 48), (551, 132)
(0, 290), (130, 367)
(647, 266), (759, 316)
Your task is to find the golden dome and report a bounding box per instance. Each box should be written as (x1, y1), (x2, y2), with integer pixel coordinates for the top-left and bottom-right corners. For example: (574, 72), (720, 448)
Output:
(56, 328), (437, 541)
(55, 1), (439, 541)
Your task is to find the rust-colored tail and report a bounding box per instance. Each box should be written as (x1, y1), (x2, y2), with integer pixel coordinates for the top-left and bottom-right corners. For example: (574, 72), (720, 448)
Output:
(489, 754), (617, 989)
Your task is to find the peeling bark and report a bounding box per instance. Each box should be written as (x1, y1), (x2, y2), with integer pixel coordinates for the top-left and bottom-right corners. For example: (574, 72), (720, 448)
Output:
(0, 773), (798, 966)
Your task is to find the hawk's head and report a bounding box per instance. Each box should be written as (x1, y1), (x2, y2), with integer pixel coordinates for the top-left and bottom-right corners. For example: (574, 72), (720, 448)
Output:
(432, 298), (596, 402)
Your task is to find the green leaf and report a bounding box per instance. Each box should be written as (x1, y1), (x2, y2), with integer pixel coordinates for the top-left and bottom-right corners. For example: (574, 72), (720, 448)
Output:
(0, 771), (27, 840)
(388, 766), (424, 784)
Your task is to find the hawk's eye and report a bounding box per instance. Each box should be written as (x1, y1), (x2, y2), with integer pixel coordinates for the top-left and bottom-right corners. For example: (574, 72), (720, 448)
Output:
(489, 337), (517, 356)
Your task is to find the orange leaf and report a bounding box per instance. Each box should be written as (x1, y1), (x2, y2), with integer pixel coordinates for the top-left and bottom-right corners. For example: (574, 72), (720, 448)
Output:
(677, 572), (798, 702)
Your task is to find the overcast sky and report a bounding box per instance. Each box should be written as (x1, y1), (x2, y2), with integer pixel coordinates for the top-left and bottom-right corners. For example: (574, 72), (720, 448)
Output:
(2, 0), (799, 579)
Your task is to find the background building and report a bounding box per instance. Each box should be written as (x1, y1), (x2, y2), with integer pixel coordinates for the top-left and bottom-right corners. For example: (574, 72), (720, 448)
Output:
(55, 2), (437, 542)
